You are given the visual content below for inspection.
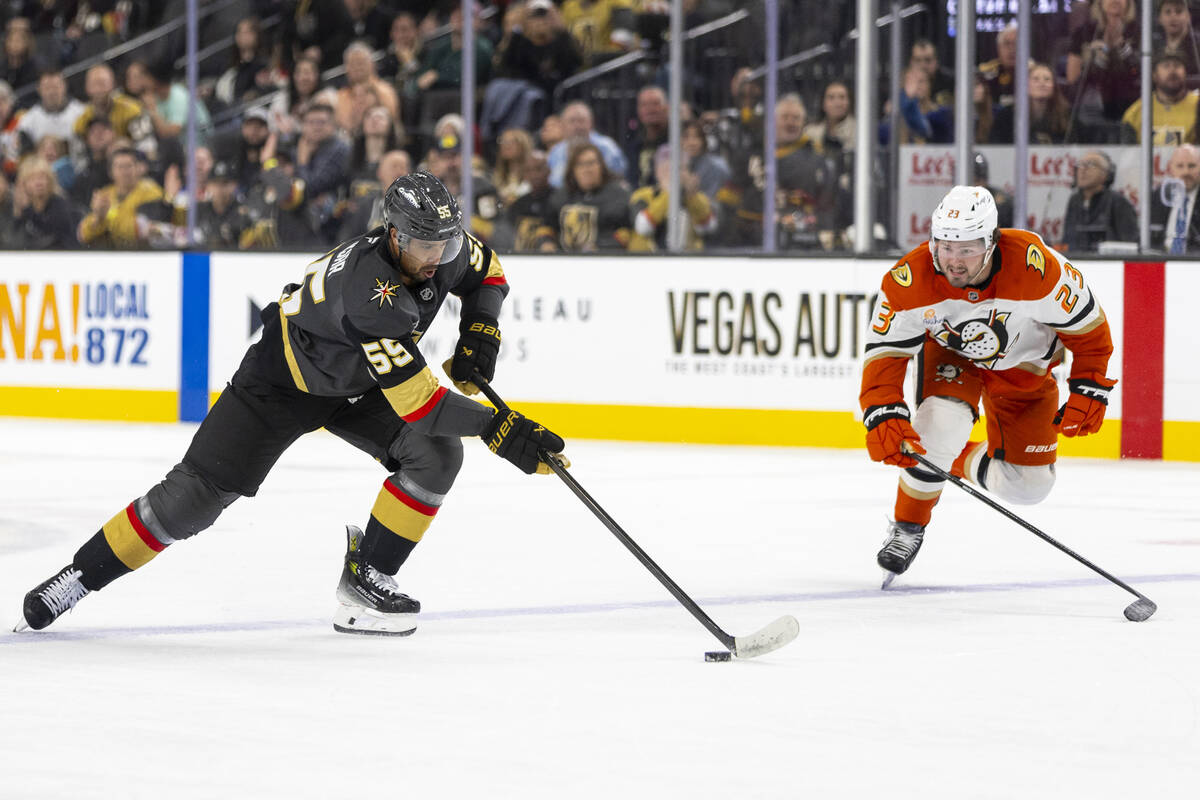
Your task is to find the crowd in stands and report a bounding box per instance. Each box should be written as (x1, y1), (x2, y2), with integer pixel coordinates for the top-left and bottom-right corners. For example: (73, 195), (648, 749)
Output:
(1, 0), (1200, 255)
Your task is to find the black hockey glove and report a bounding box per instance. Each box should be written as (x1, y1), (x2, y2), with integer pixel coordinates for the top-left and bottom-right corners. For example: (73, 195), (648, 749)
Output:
(484, 409), (566, 475)
(446, 314), (501, 396)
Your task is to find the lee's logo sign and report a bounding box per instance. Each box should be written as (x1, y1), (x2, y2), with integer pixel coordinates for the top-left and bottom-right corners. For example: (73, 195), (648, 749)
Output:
(1029, 153), (1076, 184)
(911, 153), (955, 177)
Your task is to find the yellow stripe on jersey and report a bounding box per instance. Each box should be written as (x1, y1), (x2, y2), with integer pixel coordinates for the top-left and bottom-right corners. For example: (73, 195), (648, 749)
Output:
(279, 307), (310, 392)
(382, 366), (439, 418)
(370, 484), (436, 544)
(101, 508), (162, 571)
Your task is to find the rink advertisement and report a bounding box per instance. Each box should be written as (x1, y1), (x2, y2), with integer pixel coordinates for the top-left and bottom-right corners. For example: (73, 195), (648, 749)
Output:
(0, 252), (181, 420)
(3, 250), (1197, 460)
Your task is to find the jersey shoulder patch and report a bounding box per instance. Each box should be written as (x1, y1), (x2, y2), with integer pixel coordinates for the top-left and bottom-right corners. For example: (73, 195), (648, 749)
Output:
(996, 229), (1064, 299)
(881, 245), (937, 309)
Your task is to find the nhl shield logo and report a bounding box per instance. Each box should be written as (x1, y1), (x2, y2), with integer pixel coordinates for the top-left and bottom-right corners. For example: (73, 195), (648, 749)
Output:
(419, 286), (434, 301)
(967, 290), (979, 301)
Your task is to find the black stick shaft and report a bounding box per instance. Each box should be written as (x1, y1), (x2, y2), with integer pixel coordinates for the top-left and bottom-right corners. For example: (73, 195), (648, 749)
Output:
(910, 452), (1150, 602)
(474, 376), (736, 650)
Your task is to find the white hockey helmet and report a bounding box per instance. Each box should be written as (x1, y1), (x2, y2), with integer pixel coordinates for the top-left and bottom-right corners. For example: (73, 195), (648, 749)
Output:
(929, 185), (999, 272)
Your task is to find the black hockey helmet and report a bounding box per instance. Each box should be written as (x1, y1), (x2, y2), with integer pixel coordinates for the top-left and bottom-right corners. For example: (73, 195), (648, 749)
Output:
(382, 171), (464, 262)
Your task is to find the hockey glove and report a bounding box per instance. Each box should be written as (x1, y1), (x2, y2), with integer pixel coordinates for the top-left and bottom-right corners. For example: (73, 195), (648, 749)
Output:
(446, 314), (501, 396)
(484, 409), (567, 475)
(1053, 377), (1117, 437)
(864, 403), (926, 467)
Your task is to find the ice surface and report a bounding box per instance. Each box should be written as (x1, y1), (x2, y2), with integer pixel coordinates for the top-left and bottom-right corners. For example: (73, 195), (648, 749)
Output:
(1, 418), (1198, 798)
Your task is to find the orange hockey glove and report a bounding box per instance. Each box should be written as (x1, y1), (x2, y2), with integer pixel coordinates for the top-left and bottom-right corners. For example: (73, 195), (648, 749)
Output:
(1053, 377), (1117, 437)
(864, 403), (926, 467)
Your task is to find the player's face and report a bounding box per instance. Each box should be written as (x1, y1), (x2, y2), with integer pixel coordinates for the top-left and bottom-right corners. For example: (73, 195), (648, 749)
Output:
(398, 235), (450, 282)
(935, 239), (989, 287)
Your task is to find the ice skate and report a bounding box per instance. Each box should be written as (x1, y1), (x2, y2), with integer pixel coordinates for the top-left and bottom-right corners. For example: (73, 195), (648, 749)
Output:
(15, 565), (90, 631)
(877, 520), (926, 589)
(334, 525), (420, 636)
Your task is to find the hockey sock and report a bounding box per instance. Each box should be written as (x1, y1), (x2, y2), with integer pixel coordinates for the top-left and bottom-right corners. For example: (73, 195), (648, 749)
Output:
(951, 440), (986, 480)
(893, 483), (939, 528)
(361, 478), (440, 574)
(73, 501), (170, 590)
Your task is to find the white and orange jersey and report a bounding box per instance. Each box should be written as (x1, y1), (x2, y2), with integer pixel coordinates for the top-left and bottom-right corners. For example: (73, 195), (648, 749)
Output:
(861, 228), (1114, 410)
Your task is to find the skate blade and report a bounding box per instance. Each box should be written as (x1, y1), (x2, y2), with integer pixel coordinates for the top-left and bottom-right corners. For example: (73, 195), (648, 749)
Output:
(880, 570), (899, 590)
(333, 623), (416, 637)
(333, 603), (417, 636)
(12, 618), (30, 633)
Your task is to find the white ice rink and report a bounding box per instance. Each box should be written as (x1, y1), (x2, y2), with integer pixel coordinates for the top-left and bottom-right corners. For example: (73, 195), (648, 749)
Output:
(1, 417), (1197, 799)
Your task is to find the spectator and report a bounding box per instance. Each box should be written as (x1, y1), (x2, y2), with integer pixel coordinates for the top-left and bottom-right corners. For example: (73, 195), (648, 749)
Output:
(334, 41), (401, 134)
(681, 118), (729, 202)
(990, 62), (1072, 144)
(413, 5), (493, 94)
(1, 18), (38, 106)
(879, 65), (954, 145)
(493, 0), (583, 100)
(623, 85), (669, 188)
(492, 126), (535, 205)
(978, 22), (1019, 111)
(212, 17), (276, 109)
(803, 80), (856, 160)
(561, 0), (638, 66)
(970, 151), (1013, 228)
(283, 0), (355, 72)
(15, 69), (82, 156)
(69, 116), (115, 209)
(72, 64), (153, 149)
(1066, 0), (1140, 134)
(378, 12), (424, 99)
(193, 160), (251, 250)
(548, 140), (632, 251)
(346, 103), (404, 199)
(0, 78), (21, 177)
(211, 107), (276, 195)
(1059, 150), (1137, 252)
(549, 100), (626, 188)
(909, 38), (955, 109)
(126, 59), (214, 147)
(337, 148), (412, 241)
(628, 143), (717, 251)
(10, 155), (77, 248)
(0, 169), (17, 244)
(1121, 49), (1197, 144)
(345, 0), (394, 52)
(537, 112), (564, 150)
(241, 148), (321, 250)
(1152, 0), (1200, 77)
(77, 146), (164, 249)
(269, 56), (338, 143)
(294, 102), (350, 241)
(1151, 143), (1200, 252)
(34, 133), (73, 190)
(494, 149), (557, 252)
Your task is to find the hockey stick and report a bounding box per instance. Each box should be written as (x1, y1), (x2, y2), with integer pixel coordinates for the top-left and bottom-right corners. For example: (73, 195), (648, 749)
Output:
(908, 451), (1157, 622)
(472, 373), (800, 659)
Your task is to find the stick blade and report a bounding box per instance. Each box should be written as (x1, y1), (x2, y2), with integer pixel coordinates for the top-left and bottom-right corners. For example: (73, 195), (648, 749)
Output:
(1123, 597), (1157, 622)
(732, 615), (800, 660)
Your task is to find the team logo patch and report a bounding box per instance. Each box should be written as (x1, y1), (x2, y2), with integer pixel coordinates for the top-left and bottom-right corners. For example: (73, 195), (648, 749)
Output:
(967, 290), (979, 301)
(419, 286), (434, 301)
(1025, 244), (1046, 277)
(933, 308), (1017, 369)
(933, 363), (965, 384)
(371, 278), (400, 308)
(890, 262), (913, 287)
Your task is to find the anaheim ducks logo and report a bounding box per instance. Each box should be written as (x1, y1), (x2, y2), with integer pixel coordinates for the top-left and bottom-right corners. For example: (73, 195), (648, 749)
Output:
(933, 363), (964, 384)
(933, 309), (1018, 368)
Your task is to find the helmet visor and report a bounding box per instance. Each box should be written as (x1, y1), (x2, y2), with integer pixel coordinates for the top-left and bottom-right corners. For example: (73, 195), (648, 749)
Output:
(399, 231), (464, 265)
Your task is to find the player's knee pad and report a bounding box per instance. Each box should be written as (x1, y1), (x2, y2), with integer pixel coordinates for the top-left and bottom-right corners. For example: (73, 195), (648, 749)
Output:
(979, 460), (1056, 505)
(387, 433), (463, 497)
(912, 396), (976, 470)
(143, 462), (241, 542)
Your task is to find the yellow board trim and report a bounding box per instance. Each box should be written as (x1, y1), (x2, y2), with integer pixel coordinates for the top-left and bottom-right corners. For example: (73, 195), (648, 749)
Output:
(371, 488), (433, 544)
(279, 307), (309, 392)
(1163, 420), (1200, 462)
(0, 387), (177, 421)
(101, 508), (160, 571)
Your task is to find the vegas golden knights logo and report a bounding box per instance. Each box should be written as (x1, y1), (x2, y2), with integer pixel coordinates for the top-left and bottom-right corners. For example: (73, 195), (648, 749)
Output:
(515, 218), (541, 251)
(559, 204), (599, 251)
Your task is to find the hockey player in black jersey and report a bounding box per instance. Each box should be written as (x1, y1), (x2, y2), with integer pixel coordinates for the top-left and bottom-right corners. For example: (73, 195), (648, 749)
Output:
(15, 171), (566, 637)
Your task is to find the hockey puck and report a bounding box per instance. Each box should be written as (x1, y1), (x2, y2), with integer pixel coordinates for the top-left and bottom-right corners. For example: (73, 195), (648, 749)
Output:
(704, 650), (732, 662)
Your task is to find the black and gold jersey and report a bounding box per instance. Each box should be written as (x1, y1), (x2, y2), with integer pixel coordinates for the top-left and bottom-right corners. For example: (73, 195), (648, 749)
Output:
(548, 181), (632, 252)
(261, 225), (507, 433)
